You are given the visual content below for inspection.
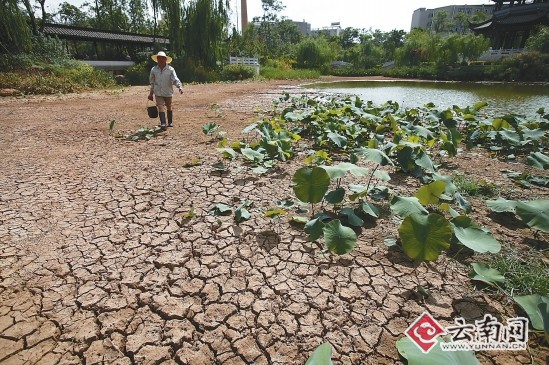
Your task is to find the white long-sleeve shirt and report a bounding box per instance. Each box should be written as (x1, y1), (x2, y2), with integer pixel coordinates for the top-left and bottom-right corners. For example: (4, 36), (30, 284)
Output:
(149, 65), (182, 97)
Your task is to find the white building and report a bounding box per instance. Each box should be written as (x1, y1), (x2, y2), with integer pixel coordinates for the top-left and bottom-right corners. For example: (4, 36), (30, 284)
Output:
(411, 4), (495, 33)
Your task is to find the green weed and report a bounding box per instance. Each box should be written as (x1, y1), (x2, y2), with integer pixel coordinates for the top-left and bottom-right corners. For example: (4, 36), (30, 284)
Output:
(487, 246), (549, 296)
(452, 173), (498, 198)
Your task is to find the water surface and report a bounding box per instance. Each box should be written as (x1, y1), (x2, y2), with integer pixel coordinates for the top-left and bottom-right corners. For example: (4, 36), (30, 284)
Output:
(307, 80), (549, 115)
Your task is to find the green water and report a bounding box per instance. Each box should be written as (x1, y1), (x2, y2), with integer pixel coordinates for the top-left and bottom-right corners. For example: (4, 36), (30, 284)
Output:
(306, 80), (549, 115)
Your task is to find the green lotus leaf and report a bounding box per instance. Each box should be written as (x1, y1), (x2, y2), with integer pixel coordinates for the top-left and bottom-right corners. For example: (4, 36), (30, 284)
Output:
(527, 152), (549, 170)
(305, 342), (333, 365)
(304, 216), (327, 241)
(470, 262), (505, 287)
(292, 167), (330, 204)
(354, 147), (394, 166)
(486, 198), (517, 213)
(323, 219), (357, 255)
(390, 196), (428, 218)
(513, 294), (549, 331)
(396, 337), (480, 365)
(327, 132), (347, 148)
(454, 192), (472, 214)
(321, 163), (369, 179)
(515, 200), (549, 232)
(241, 147), (264, 162)
(340, 208), (364, 227)
(325, 188), (345, 204)
(415, 181), (447, 205)
(398, 213), (452, 261)
(361, 201), (380, 218)
(452, 216), (501, 253)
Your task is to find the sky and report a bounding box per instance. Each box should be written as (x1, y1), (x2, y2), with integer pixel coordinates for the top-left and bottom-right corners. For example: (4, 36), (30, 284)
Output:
(233, 0), (493, 32)
(45, 0), (494, 33)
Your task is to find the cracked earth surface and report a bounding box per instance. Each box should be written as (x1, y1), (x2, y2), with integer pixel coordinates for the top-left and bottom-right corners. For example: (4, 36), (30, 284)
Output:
(0, 78), (547, 364)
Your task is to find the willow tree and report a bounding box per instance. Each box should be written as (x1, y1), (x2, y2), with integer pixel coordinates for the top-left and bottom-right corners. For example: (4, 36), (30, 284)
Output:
(183, 0), (230, 68)
(156, 0), (184, 56)
(0, 0), (32, 53)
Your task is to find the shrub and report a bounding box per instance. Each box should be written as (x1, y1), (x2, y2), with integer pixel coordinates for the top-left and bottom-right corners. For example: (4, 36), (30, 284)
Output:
(0, 62), (115, 95)
(220, 64), (255, 81)
(126, 61), (150, 85)
(494, 51), (549, 81)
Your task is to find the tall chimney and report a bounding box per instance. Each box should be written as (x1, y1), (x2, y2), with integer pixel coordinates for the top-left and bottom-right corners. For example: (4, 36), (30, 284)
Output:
(241, 0), (248, 32)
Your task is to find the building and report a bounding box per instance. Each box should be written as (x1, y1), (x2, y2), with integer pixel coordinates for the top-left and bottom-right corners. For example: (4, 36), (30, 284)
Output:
(311, 22), (342, 37)
(411, 4), (495, 33)
(292, 20), (312, 35)
(470, 0), (549, 49)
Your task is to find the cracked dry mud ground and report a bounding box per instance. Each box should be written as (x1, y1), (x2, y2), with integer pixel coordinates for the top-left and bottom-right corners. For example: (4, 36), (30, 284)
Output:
(0, 78), (547, 365)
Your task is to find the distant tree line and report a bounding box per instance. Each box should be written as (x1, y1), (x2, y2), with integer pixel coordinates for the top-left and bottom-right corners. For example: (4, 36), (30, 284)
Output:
(1, 0), (547, 82)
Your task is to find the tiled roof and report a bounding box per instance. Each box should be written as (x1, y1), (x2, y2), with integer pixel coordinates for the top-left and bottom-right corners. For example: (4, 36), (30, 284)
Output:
(42, 23), (169, 45)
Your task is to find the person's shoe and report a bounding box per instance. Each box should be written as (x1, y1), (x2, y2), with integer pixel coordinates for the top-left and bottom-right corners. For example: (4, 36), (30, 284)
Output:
(168, 123), (173, 127)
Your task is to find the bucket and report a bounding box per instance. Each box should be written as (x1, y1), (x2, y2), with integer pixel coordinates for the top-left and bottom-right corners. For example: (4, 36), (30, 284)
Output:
(147, 101), (158, 118)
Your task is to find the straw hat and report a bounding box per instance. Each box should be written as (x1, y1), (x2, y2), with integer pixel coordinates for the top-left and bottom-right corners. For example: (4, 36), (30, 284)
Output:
(151, 51), (172, 64)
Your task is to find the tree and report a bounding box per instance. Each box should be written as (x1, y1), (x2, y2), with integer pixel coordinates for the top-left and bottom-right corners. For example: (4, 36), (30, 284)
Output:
(431, 11), (451, 34)
(183, 0), (230, 67)
(383, 29), (406, 61)
(526, 26), (549, 54)
(55, 2), (89, 26)
(255, 0), (285, 56)
(296, 37), (334, 69)
(340, 27), (361, 49)
(0, 0), (32, 53)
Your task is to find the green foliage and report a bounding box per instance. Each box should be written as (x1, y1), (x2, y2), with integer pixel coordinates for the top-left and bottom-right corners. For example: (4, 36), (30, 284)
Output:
(493, 51), (549, 82)
(305, 342), (333, 365)
(0, 62), (115, 94)
(292, 167), (331, 204)
(487, 245), (549, 296)
(470, 262), (505, 288)
(183, 0), (230, 69)
(396, 337), (481, 364)
(296, 38), (335, 69)
(125, 61), (150, 85)
(451, 173), (497, 198)
(487, 199), (549, 233)
(126, 126), (164, 141)
(398, 213), (452, 261)
(526, 26), (549, 54)
(220, 64), (256, 81)
(323, 220), (357, 255)
(0, 0), (32, 53)
(451, 216), (501, 253)
(513, 294), (549, 331)
(260, 66), (321, 79)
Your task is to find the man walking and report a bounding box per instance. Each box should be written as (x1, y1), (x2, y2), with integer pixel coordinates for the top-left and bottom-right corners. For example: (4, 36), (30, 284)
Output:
(148, 51), (183, 130)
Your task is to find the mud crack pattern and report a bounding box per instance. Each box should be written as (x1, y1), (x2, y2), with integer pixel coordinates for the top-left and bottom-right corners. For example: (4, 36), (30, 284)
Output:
(0, 82), (542, 364)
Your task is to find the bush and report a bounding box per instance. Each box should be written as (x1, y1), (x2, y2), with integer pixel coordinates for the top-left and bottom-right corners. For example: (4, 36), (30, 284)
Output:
(126, 61), (150, 85)
(220, 64), (255, 81)
(497, 51), (549, 81)
(0, 62), (115, 95)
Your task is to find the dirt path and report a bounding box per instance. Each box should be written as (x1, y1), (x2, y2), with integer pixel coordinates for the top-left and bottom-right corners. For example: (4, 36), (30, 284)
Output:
(0, 79), (546, 364)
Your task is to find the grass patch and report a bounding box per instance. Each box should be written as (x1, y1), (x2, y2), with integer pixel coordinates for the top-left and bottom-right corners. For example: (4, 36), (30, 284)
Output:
(487, 246), (549, 297)
(452, 173), (498, 198)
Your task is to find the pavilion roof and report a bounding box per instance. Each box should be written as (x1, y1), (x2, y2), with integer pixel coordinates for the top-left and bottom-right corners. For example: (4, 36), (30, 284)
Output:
(42, 23), (169, 45)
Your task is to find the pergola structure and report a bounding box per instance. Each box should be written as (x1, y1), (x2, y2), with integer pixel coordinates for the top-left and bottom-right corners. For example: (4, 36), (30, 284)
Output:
(470, 0), (549, 49)
(42, 23), (170, 60)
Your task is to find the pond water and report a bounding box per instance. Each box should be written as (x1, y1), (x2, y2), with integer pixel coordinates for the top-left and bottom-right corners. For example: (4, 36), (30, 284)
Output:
(305, 80), (549, 116)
